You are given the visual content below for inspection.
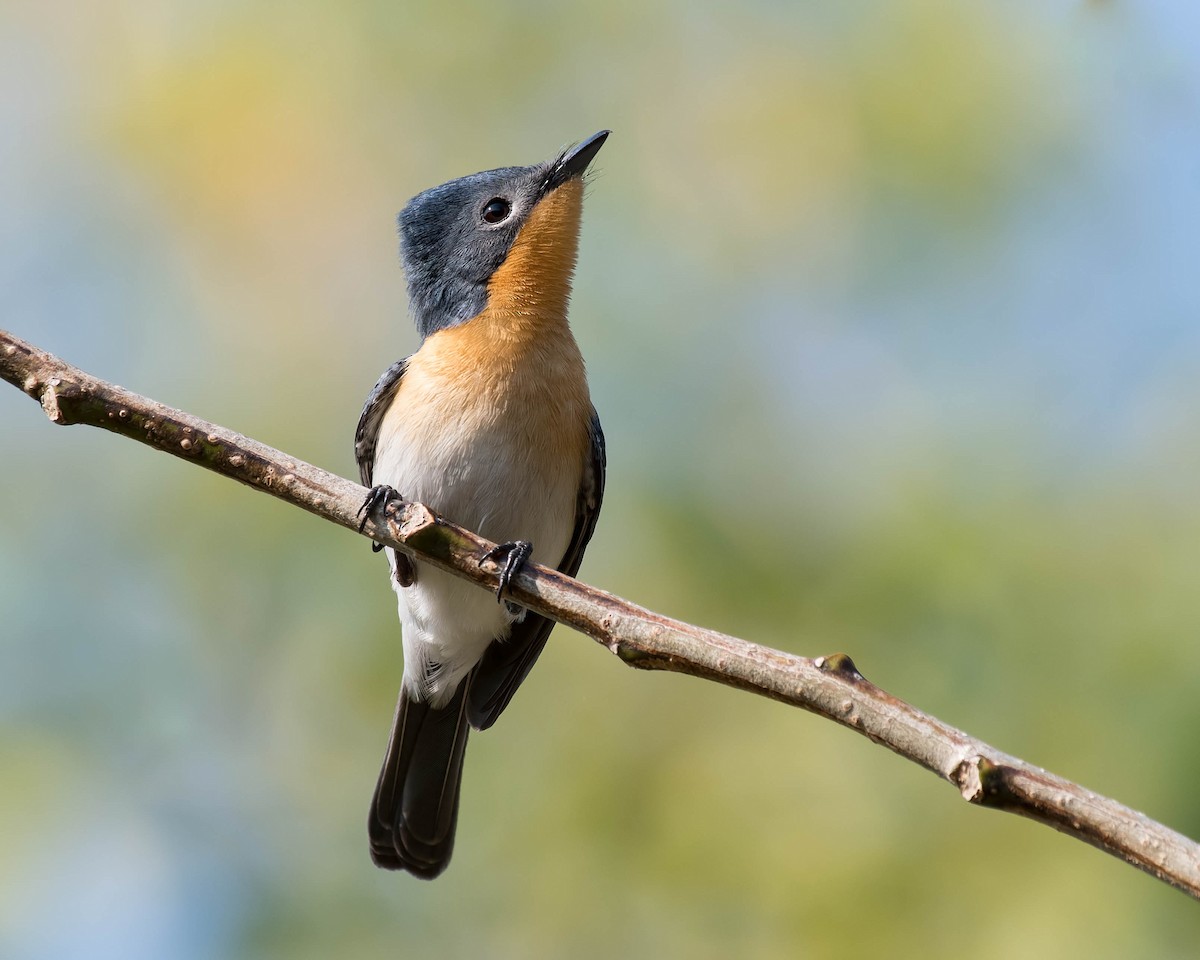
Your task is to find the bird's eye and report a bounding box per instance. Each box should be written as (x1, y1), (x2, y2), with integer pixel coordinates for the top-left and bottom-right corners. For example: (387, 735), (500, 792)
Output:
(481, 198), (511, 224)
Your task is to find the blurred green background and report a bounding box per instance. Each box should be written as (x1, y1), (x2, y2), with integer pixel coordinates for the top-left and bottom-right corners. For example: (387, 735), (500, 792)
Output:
(3, 0), (1200, 956)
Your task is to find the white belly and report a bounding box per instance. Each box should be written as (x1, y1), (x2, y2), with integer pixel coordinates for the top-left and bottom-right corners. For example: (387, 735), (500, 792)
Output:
(371, 398), (581, 707)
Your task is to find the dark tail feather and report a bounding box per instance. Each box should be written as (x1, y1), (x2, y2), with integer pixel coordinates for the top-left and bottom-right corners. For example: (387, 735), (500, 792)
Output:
(369, 681), (471, 878)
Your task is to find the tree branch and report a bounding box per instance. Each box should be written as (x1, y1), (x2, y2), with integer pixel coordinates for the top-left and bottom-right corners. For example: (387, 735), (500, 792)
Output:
(3, 327), (1198, 899)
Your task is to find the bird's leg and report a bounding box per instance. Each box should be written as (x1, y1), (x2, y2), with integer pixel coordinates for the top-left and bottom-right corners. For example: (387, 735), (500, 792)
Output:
(479, 540), (533, 603)
(358, 484), (404, 552)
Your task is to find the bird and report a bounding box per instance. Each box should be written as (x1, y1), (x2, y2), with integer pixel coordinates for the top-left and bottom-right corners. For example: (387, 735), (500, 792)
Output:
(353, 131), (609, 878)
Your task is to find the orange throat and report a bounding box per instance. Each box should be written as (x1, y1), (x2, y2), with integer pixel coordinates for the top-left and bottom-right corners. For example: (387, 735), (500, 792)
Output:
(483, 178), (585, 336)
(411, 177), (591, 419)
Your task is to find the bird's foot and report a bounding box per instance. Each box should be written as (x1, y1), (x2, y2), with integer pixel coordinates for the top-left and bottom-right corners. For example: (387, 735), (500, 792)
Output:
(479, 539), (533, 603)
(358, 484), (403, 552)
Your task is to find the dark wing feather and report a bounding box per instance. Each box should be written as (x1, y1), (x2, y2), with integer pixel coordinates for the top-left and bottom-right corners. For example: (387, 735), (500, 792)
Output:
(354, 358), (409, 486)
(466, 410), (607, 731)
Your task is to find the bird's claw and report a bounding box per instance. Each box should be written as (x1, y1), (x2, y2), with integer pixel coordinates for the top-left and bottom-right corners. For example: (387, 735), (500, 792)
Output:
(480, 540), (533, 603)
(358, 484), (403, 550)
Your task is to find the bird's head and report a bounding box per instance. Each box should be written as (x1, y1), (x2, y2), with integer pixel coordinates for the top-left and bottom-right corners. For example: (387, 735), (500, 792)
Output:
(398, 131), (608, 338)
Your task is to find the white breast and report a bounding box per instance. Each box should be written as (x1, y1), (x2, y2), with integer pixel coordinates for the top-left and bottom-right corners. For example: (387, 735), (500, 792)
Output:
(370, 339), (588, 707)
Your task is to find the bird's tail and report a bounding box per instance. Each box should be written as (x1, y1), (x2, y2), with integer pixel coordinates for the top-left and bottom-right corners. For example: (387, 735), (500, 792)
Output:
(368, 680), (471, 878)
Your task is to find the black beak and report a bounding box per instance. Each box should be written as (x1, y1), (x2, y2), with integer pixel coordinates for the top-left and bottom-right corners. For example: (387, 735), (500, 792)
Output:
(544, 130), (610, 193)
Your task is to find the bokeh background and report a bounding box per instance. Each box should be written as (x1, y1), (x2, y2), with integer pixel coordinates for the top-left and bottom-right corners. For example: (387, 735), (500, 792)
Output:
(3, 0), (1200, 956)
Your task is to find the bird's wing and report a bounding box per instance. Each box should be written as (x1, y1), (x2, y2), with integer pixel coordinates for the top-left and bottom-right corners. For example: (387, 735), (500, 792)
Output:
(466, 410), (607, 731)
(354, 358), (409, 486)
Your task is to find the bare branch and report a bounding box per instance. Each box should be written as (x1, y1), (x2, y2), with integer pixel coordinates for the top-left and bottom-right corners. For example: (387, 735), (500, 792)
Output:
(3, 327), (1198, 899)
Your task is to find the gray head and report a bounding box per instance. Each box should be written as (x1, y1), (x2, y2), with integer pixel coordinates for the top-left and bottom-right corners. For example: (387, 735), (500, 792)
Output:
(398, 131), (609, 338)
